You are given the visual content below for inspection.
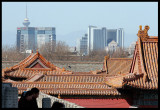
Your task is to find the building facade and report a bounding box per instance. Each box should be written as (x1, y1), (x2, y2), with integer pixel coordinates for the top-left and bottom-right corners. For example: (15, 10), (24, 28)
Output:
(77, 34), (88, 55)
(87, 26), (124, 54)
(105, 40), (119, 52)
(87, 26), (106, 54)
(17, 27), (56, 53)
(106, 28), (124, 48)
(87, 25), (97, 54)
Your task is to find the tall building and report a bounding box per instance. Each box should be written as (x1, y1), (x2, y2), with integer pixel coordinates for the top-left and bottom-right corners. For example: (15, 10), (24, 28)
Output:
(106, 29), (117, 46)
(16, 4), (56, 53)
(36, 27), (56, 50)
(87, 25), (97, 54)
(87, 26), (106, 54)
(87, 26), (124, 54)
(117, 28), (124, 48)
(106, 28), (124, 48)
(77, 34), (88, 55)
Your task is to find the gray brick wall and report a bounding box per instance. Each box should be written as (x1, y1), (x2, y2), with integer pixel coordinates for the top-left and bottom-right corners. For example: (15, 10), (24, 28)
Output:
(2, 83), (18, 108)
(2, 61), (103, 72)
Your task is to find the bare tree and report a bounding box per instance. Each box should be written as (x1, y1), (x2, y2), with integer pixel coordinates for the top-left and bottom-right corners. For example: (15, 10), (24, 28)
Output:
(111, 47), (129, 58)
(55, 41), (70, 61)
(88, 50), (108, 61)
(39, 42), (55, 61)
(2, 44), (26, 61)
(38, 41), (70, 61)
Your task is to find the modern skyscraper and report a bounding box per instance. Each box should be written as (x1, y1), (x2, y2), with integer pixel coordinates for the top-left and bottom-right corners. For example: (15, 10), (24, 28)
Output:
(87, 26), (107, 54)
(87, 25), (97, 54)
(36, 27), (56, 50)
(16, 4), (56, 53)
(117, 28), (124, 48)
(77, 34), (88, 55)
(106, 28), (124, 48)
(106, 29), (117, 46)
(87, 26), (124, 54)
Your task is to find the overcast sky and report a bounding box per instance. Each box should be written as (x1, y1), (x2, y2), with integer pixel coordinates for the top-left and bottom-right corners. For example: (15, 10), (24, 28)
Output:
(2, 2), (158, 47)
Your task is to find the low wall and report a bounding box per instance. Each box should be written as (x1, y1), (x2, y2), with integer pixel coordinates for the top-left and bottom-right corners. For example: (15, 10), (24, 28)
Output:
(36, 92), (84, 108)
(2, 61), (103, 72)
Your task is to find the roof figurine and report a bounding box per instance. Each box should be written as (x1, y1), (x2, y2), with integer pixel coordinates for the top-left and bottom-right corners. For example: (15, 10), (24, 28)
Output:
(58, 93), (61, 99)
(36, 49), (39, 55)
(137, 25), (150, 41)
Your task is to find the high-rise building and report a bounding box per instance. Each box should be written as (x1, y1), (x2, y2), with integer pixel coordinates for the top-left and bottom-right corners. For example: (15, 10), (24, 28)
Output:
(36, 27), (56, 50)
(16, 4), (56, 53)
(106, 28), (124, 48)
(77, 34), (88, 55)
(87, 26), (124, 54)
(87, 25), (97, 54)
(106, 29), (117, 46)
(117, 28), (124, 48)
(87, 26), (106, 53)
(91, 27), (106, 50)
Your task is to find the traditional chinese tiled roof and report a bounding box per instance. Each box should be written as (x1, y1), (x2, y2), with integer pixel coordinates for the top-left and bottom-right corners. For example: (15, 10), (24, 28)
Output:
(2, 51), (72, 80)
(103, 57), (132, 76)
(2, 51), (121, 96)
(125, 35), (158, 89)
(105, 25), (158, 90)
(38, 74), (105, 83)
(10, 82), (121, 95)
(91, 55), (132, 75)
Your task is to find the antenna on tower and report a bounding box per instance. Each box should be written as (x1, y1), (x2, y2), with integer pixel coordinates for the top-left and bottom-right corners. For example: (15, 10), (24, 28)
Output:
(23, 3), (30, 27)
(26, 3), (27, 18)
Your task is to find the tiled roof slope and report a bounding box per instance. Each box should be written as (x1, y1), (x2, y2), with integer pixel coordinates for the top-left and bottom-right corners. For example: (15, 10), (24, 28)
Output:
(2, 51), (72, 80)
(2, 51), (121, 96)
(38, 74), (105, 83)
(90, 56), (132, 75)
(10, 82), (121, 95)
(103, 57), (132, 76)
(126, 35), (158, 89)
(105, 25), (158, 90)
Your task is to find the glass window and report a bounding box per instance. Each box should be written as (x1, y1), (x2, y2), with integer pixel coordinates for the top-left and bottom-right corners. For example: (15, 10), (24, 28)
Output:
(155, 94), (158, 99)
(144, 93), (148, 99)
(144, 100), (149, 105)
(150, 101), (158, 105)
(45, 30), (52, 34)
(28, 29), (35, 34)
(140, 100), (144, 105)
(21, 30), (28, 34)
(17, 30), (21, 34)
(37, 30), (45, 34)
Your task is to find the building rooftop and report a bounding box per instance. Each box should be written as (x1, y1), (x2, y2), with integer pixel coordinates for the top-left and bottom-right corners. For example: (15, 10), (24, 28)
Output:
(104, 25), (158, 90)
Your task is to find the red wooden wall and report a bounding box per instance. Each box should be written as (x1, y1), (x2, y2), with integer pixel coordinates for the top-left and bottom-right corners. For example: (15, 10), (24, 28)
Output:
(31, 63), (44, 68)
(64, 98), (131, 108)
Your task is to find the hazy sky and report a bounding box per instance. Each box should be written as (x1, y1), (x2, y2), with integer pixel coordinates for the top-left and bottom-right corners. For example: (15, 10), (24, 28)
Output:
(2, 2), (158, 47)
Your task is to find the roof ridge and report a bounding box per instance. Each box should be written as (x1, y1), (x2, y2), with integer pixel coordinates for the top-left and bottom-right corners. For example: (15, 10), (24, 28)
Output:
(137, 37), (148, 82)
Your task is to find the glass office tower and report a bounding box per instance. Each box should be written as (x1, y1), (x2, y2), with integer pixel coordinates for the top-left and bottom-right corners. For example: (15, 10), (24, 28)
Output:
(17, 27), (56, 53)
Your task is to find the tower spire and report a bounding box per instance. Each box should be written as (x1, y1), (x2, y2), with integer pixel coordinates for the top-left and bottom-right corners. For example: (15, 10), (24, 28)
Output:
(26, 3), (27, 18)
(23, 3), (30, 27)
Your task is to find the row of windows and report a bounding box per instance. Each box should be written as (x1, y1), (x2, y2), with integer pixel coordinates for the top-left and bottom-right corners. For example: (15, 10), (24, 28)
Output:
(134, 100), (158, 105)
(143, 93), (158, 99)
(37, 30), (55, 34)
(19, 30), (55, 35)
